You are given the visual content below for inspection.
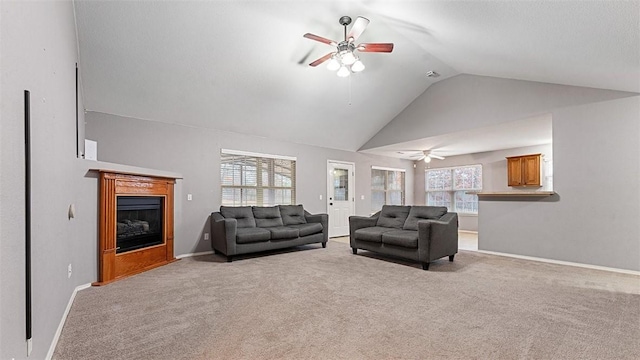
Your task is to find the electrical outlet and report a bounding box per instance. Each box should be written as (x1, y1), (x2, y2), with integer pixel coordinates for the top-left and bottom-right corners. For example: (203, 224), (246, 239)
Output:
(204, 233), (210, 240)
(67, 264), (72, 278)
(187, 194), (193, 201)
(319, 195), (323, 200)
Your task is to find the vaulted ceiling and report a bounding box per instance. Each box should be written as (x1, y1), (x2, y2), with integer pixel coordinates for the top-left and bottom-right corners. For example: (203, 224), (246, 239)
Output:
(74, 0), (639, 153)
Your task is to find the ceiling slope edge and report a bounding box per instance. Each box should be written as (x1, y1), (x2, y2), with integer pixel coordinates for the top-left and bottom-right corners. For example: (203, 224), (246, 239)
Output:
(358, 74), (639, 152)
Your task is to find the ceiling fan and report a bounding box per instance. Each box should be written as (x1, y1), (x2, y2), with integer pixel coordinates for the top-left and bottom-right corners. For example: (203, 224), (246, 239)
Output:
(398, 150), (446, 163)
(303, 16), (394, 77)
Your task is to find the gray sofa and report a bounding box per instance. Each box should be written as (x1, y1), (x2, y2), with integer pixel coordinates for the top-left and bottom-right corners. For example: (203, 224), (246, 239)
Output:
(210, 205), (328, 261)
(349, 205), (458, 270)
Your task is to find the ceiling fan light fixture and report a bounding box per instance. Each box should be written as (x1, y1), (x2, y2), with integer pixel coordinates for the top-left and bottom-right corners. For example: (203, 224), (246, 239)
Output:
(351, 60), (365, 72)
(341, 51), (357, 65)
(326, 57), (341, 71)
(337, 65), (350, 77)
(423, 156), (432, 163)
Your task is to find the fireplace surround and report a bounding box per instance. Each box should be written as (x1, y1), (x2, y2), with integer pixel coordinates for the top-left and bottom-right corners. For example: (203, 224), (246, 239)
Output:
(94, 171), (177, 285)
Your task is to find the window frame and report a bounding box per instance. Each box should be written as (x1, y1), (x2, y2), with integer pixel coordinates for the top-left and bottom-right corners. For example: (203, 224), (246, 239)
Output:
(371, 166), (406, 212)
(220, 149), (296, 207)
(425, 164), (482, 215)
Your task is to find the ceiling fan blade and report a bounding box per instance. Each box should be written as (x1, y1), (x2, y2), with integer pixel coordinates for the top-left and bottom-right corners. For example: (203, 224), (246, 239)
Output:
(309, 52), (334, 67)
(357, 43), (394, 53)
(303, 33), (337, 46)
(417, 155), (426, 161)
(347, 16), (370, 41)
(429, 154), (445, 160)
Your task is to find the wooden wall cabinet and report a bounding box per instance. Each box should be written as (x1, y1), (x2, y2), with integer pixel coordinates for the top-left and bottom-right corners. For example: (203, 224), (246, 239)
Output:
(506, 154), (541, 187)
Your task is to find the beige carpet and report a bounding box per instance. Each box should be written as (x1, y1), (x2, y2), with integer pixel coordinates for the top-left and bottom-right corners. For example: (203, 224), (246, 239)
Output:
(54, 242), (639, 360)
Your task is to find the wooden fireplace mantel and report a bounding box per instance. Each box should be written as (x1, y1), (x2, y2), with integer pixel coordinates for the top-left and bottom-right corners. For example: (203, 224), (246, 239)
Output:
(93, 171), (178, 286)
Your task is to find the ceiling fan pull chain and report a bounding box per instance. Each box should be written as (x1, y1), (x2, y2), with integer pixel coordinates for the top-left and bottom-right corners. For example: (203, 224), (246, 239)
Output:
(348, 74), (352, 105)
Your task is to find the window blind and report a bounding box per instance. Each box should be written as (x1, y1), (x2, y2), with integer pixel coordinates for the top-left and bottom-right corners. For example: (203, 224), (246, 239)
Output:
(371, 167), (406, 212)
(221, 151), (296, 206)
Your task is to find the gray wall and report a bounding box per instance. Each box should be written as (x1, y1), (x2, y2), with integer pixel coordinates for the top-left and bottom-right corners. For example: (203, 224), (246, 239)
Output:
(1, 1), (98, 359)
(414, 144), (553, 231)
(361, 74), (637, 150)
(85, 112), (414, 255)
(480, 96), (639, 271)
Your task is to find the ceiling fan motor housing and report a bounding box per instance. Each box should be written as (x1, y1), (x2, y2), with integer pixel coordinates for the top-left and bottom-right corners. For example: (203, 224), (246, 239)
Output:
(337, 41), (356, 53)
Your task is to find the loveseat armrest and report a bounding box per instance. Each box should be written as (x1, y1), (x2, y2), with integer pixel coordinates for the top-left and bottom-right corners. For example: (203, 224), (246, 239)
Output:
(210, 212), (238, 256)
(349, 215), (379, 246)
(417, 212), (458, 262)
(349, 216), (378, 231)
(304, 211), (329, 243)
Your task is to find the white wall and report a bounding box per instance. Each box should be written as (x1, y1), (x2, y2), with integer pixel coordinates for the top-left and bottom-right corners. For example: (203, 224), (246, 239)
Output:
(414, 144), (553, 231)
(85, 112), (414, 255)
(1, 1), (98, 359)
(480, 96), (640, 271)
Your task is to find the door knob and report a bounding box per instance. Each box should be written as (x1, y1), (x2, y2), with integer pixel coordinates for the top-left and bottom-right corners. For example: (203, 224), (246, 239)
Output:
(329, 203), (333, 206)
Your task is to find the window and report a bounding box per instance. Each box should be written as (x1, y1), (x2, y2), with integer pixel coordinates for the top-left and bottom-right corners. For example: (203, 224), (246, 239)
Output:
(425, 165), (482, 214)
(371, 167), (405, 212)
(220, 150), (296, 206)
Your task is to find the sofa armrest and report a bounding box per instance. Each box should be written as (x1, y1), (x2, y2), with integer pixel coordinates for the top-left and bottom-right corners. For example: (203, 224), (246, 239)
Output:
(210, 212), (238, 256)
(417, 212), (458, 262)
(304, 211), (329, 243)
(349, 215), (379, 246)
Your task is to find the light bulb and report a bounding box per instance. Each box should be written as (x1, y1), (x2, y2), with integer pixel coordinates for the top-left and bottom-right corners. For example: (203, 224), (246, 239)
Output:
(351, 60), (365, 72)
(326, 57), (340, 71)
(423, 156), (432, 163)
(337, 65), (350, 77)
(341, 51), (356, 65)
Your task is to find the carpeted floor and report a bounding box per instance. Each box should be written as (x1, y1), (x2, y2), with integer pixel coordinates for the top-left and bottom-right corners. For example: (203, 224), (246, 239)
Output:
(54, 241), (640, 359)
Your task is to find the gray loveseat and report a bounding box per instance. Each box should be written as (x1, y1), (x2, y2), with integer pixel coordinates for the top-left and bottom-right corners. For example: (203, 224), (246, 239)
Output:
(210, 205), (328, 261)
(349, 205), (458, 270)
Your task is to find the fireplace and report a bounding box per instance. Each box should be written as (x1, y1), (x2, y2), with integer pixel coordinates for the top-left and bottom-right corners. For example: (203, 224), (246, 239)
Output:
(94, 171), (177, 285)
(116, 196), (164, 254)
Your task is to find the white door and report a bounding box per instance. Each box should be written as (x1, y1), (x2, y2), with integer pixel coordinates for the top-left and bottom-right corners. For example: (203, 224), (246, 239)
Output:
(327, 161), (355, 238)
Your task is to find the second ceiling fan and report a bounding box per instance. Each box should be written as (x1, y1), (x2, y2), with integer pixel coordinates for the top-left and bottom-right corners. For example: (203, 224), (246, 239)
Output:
(304, 16), (394, 77)
(400, 150), (446, 163)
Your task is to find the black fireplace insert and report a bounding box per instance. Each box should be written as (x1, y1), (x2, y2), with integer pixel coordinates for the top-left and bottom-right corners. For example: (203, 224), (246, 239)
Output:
(116, 196), (163, 254)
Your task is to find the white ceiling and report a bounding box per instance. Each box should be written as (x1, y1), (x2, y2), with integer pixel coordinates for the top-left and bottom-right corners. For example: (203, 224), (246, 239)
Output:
(74, 0), (639, 153)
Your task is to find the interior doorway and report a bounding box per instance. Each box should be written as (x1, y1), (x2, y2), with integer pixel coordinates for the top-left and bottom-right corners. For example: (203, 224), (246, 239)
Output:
(327, 161), (355, 238)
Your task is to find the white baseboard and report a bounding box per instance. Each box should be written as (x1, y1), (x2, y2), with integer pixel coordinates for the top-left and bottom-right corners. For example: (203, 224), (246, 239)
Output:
(176, 250), (214, 259)
(46, 283), (92, 360)
(458, 230), (478, 234)
(478, 250), (640, 276)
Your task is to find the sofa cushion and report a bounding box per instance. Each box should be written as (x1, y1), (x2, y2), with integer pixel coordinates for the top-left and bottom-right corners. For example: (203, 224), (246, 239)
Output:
(268, 227), (299, 239)
(354, 226), (396, 243)
(287, 223), (323, 237)
(220, 206), (256, 228)
(252, 206), (284, 227)
(236, 227), (271, 244)
(403, 206), (448, 231)
(382, 230), (419, 249)
(278, 205), (307, 225)
(376, 205), (411, 229)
